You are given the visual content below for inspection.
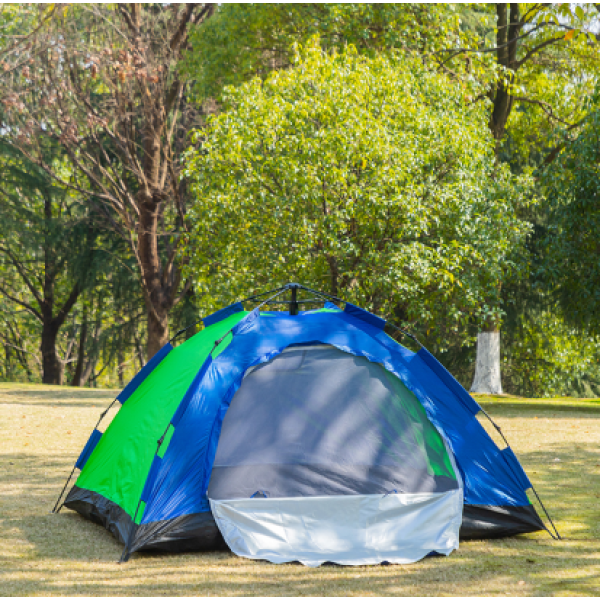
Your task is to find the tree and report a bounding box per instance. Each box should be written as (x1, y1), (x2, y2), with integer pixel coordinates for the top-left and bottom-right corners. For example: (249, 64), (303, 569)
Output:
(185, 4), (462, 103)
(540, 101), (600, 335)
(0, 141), (97, 383)
(0, 297), (40, 382)
(437, 3), (600, 393)
(183, 43), (534, 347)
(0, 4), (214, 358)
(185, 4), (600, 394)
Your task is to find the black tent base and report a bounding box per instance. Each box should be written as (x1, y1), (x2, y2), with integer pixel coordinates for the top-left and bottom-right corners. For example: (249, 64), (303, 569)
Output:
(461, 503), (546, 539)
(64, 486), (227, 556)
(64, 485), (546, 560)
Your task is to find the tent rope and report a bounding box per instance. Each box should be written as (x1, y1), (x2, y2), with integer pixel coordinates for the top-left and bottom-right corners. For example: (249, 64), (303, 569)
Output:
(51, 398), (119, 514)
(478, 407), (561, 541)
(295, 284), (420, 345)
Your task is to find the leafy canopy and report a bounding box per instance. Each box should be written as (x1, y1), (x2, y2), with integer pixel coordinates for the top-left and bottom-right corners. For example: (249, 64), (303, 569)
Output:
(185, 4), (463, 102)
(539, 98), (600, 334)
(183, 43), (534, 346)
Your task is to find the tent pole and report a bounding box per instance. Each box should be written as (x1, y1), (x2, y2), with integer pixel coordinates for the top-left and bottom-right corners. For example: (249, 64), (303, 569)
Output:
(289, 285), (298, 316)
(241, 285), (288, 304)
(210, 287), (290, 356)
(478, 407), (561, 540)
(51, 464), (78, 514)
(296, 284), (344, 304)
(254, 287), (290, 312)
(298, 284), (419, 344)
(171, 286), (290, 346)
(169, 318), (203, 345)
(528, 485), (562, 540)
(51, 398), (119, 513)
(119, 501), (142, 563)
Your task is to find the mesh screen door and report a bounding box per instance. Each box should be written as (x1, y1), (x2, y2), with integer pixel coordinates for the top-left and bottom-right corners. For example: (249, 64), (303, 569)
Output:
(208, 345), (457, 500)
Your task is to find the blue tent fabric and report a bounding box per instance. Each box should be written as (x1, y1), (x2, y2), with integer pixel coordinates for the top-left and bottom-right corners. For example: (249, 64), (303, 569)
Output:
(75, 429), (103, 470)
(139, 308), (533, 526)
(203, 302), (245, 328)
(170, 357), (213, 427)
(343, 302), (387, 330)
(416, 347), (481, 415)
(117, 342), (173, 404)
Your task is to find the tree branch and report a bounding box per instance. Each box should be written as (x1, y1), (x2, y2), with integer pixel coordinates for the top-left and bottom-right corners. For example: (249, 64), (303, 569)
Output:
(542, 115), (591, 166)
(0, 246), (44, 308)
(434, 22), (549, 65)
(170, 4), (198, 51)
(52, 282), (80, 331)
(511, 96), (579, 127)
(118, 4), (139, 35)
(0, 284), (43, 321)
(0, 334), (41, 366)
(515, 35), (566, 69)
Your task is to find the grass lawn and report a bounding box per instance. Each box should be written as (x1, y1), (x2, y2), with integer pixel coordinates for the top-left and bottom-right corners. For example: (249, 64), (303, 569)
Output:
(1, 382), (599, 596)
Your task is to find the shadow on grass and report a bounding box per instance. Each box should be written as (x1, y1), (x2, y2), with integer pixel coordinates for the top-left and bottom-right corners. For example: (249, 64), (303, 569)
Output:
(2, 410), (600, 595)
(0, 387), (117, 409)
(1, 452), (73, 486)
(479, 400), (600, 417)
(2, 537), (600, 597)
(519, 443), (600, 540)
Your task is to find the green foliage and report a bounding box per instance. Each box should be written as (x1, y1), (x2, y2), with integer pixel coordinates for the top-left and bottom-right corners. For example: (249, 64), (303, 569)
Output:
(539, 101), (600, 335)
(501, 309), (600, 397)
(0, 136), (147, 386)
(431, 298), (600, 398)
(185, 4), (462, 102)
(502, 39), (598, 171)
(450, 4), (600, 170)
(184, 43), (535, 348)
(0, 4), (596, 395)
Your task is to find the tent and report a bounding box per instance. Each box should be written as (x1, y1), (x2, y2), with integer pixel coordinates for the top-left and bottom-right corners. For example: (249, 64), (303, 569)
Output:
(53, 284), (557, 566)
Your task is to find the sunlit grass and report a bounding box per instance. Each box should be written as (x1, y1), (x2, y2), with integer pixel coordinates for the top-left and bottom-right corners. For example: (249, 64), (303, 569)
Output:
(1, 383), (599, 596)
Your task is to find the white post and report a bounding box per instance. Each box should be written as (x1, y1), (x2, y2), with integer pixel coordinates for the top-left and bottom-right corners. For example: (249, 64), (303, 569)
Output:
(470, 331), (503, 394)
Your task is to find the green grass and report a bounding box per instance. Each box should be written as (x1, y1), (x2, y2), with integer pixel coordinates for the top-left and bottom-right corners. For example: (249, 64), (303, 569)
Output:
(1, 382), (600, 596)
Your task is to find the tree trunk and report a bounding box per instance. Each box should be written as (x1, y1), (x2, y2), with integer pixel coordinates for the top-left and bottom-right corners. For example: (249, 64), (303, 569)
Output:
(117, 336), (125, 387)
(472, 4), (522, 395)
(41, 323), (63, 385)
(489, 4), (520, 143)
(147, 305), (169, 360)
(72, 320), (87, 387)
(139, 196), (172, 359)
(470, 329), (503, 394)
(79, 356), (96, 388)
(133, 328), (146, 370)
(4, 345), (11, 381)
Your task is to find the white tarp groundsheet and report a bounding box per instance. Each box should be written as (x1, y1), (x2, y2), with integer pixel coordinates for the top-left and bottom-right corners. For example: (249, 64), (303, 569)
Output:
(210, 489), (462, 567)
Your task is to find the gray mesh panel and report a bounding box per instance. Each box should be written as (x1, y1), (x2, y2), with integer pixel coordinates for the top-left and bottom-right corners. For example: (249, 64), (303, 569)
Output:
(208, 346), (457, 500)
